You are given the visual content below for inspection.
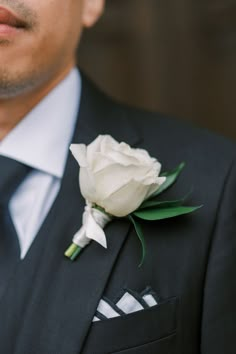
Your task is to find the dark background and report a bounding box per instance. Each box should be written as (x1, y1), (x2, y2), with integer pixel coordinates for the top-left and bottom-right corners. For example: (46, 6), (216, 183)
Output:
(77, 0), (236, 140)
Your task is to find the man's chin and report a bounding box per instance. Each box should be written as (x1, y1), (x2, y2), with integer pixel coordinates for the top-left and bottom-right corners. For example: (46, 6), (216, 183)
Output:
(0, 77), (35, 99)
(0, 39), (10, 46)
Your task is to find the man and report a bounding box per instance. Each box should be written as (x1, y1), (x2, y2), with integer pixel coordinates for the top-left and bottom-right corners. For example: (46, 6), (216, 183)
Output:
(0, 0), (235, 353)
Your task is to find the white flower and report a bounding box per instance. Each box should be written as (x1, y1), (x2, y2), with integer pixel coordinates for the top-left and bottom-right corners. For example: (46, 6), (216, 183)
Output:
(70, 135), (166, 217)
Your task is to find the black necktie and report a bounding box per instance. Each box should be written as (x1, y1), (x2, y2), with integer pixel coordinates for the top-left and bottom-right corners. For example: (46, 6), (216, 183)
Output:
(0, 156), (31, 299)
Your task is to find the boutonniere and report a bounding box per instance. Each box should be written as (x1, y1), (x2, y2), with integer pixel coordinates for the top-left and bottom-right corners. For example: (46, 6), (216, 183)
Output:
(65, 135), (201, 266)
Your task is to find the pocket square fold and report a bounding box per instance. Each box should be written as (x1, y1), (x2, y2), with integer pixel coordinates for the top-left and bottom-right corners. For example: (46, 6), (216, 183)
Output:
(93, 287), (159, 322)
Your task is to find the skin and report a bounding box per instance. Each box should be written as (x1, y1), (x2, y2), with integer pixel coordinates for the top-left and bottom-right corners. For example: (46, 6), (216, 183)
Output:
(0, 0), (105, 140)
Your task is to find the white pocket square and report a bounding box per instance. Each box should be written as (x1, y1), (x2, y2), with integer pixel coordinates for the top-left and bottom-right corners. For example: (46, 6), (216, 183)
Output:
(93, 287), (159, 322)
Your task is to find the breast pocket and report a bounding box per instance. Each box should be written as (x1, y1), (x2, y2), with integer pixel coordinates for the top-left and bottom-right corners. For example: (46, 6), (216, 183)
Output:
(82, 297), (178, 354)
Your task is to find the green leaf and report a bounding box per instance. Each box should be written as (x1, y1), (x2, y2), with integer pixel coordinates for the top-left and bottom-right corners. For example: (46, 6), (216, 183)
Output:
(129, 215), (146, 267)
(139, 190), (192, 210)
(151, 162), (185, 197)
(139, 198), (184, 210)
(133, 205), (202, 221)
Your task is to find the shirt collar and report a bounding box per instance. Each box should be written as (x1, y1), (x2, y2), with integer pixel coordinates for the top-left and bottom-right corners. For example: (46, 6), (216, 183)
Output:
(0, 68), (81, 178)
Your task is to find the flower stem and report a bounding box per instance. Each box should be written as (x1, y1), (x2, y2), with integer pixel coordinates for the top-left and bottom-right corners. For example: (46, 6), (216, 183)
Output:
(64, 243), (83, 261)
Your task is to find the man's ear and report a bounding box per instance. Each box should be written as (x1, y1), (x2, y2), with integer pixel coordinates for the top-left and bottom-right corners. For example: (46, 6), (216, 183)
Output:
(82, 0), (105, 28)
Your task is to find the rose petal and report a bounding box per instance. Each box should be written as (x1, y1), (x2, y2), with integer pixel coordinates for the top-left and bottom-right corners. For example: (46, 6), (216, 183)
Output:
(93, 163), (156, 200)
(70, 144), (87, 167)
(87, 135), (107, 168)
(145, 177), (166, 199)
(79, 167), (97, 202)
(100, 180), (153, 216)
(91, 152), (116, 173)
(101, 139), (157, 167)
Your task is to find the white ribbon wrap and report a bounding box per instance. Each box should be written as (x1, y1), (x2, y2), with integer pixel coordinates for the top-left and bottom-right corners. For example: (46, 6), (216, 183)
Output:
(72, 202), (112, 249)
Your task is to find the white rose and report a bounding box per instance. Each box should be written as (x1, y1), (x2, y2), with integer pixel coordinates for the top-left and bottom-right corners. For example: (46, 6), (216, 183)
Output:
(70, 135), (166, 217)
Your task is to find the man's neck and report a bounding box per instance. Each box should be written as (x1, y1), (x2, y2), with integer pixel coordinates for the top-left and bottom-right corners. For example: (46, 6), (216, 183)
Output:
(0, 64), (74, 141)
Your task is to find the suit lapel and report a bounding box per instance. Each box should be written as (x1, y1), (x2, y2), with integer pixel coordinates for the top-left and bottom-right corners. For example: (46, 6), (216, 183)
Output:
(14, 74), (141, 353)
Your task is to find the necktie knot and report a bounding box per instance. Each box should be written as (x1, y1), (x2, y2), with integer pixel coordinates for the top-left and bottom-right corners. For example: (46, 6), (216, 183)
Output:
(0, 156), (31, 205)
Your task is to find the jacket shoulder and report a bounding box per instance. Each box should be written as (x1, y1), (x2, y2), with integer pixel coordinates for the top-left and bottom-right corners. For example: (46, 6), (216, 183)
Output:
(101, 101), (235, 177)
(121, 104), (236, 161)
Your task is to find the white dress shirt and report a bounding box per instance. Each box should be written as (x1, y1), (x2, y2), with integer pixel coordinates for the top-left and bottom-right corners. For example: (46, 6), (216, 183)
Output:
(0, 68), (81, 259)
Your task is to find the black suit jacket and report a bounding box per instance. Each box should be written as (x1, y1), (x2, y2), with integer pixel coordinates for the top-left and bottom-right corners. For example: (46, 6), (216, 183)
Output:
(2, 74), (236, 354)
